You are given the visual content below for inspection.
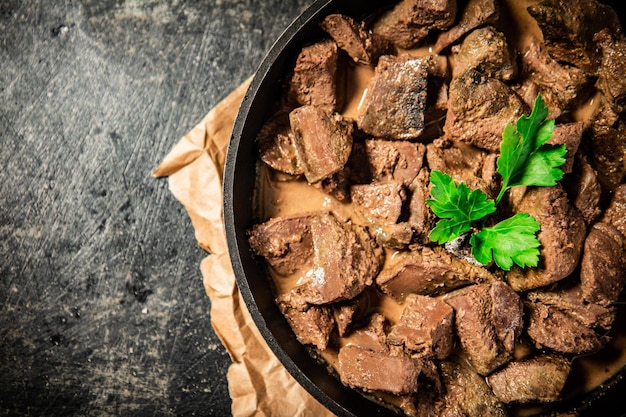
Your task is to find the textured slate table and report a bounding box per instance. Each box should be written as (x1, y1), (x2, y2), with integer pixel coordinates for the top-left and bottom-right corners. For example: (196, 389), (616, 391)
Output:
(0, 1), (311, 416)
(2, 1), (626, 417)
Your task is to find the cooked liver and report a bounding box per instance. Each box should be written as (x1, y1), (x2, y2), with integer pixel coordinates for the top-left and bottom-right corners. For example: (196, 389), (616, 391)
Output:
(357, 55), (429, 140)
(305, 212), (383, 304)
(426, 137), (499, 198)
(525, 287), (615, 355)
(547, 122), (584, 174)
(256, 113), (303, 176)
(444, 283), (520, 375)
(332, 288), (380, 336)
(346, 313), (389, 353)
(388, 294), (455, 359)
(519, 39), (593, 119)
(487, 355), (571, 404)
(564, 152), (603, 225)
(490, 281), (524, 353)
(451, 26), (517, 81)
(248, 213), (314, 276)
(506, 185), (586, 292)
(433, 0), (500, 54)
(348, 139), (425, 186)
(249, 1), (626, 414)
(528, 286), (617, 332)
(423, 56), (450, 134)
(278, 301), (334, 350)
(439, 360), (507, 417)
(602, 183), (626, 238)
(338, 345), (422, 395)
(312, 167), (351, 202)
(350, 181), (406, 224)
(372, 222), (414, 250)
(320, 13), (393, 65)
(527, 0), (622, 74)
(587, 120), (626, 191)
(408, 168), (437, 242)
(373, 0), (457, 49)
(376, 246), (496, 299)
(289, 105), (353, 184)
(595, 28), (626, 115)
(580, 222), (626, 306)
(250, 212), (383, 305)
(286, 39), (345, 111)
(444, 69), (528, 152)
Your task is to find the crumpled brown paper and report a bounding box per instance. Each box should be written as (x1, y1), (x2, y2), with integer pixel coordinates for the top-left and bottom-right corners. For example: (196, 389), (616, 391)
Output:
(153, 79), (335, 417)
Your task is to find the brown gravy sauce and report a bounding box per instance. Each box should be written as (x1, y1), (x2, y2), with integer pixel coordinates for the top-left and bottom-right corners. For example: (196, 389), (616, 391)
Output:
(256, 0), (626, 413)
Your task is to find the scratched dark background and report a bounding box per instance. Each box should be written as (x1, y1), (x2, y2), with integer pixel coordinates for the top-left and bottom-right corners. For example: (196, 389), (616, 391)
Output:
(2, 1), (626, 417)
(0, 0), (311, 416)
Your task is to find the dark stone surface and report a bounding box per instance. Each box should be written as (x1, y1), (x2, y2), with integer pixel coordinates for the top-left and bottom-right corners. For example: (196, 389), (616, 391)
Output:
(0, 1), (311, 416)
(2, 1), (626, 417)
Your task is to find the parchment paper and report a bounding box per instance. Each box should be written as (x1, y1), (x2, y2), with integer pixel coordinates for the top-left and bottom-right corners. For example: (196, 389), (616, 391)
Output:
(153, 79), (335, 417)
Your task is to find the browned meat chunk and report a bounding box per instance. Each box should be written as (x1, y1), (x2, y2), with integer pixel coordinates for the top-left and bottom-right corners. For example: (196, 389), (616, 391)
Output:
(332, 288), (380, 336)
(519, 39), (593, 119)
(357, 55), (429, 140)
(388, 294), (455, 359)
(250, 212), (383, 305)
(586, 119), (626, 191)
(487, 355), (571, 404)
(525, 287), (615, 354)
(248, 213), (314, 276)
(423, 56), (450, 136)
(602, 183), (626, 239)
(376, 246), (496, 299)
(529, 286), (617, 332)
(320, 14), (393, 65)
(289, 105), (353, 184)
(408, 168), (437, 242)
(351, 181), (406, 224)
(286, 39), (345, 111)
(346, 313), (389, 353)
(275, 282), (312, 312)
(444, 69), (529, 152)
(311, 168), (351, 202)
(564, 152), (602, 225)
(277, 298), (334, 350)
(580, 222), (626, 306)
(439, 361), (507, 417)
(592, 93), (622, 129)
(338, 345), (422, 395)
(348, 139), (425, 187)
(506, 185), (586, 292)
(595, 29), (626, 115)
(256, 113), (303, 176)
(444, 282), (521, 375)
(372, 222), (415, 250)
(433, 0), (500, 54)
(490, 280), (524, 352)
(333, 303), (357, 337)
(451, 26), (517, 81)
(373, 0), (457, 49)
(546, 122), (584, 174)
(426, 137), (499, 198)
(305, 212), (383, 304)
(527, 0), (622, 74)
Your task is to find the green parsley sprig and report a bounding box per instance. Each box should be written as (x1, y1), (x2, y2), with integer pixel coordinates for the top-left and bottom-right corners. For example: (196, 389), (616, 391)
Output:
(426, 95), (567, 271)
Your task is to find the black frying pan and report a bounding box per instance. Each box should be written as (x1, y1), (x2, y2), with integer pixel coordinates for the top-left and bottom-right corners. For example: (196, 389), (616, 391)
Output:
(223, 1), (626, 415)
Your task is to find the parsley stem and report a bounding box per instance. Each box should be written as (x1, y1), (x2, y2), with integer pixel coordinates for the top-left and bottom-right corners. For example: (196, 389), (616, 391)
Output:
(495, 186), (507, 206)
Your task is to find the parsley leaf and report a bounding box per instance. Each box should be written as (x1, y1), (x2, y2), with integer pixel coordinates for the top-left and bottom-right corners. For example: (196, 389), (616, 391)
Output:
(495, 94), (566, 204)
(469, 213), (541, 271)
(426, 171), (496, 244)
(425, 95), (566, 271)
